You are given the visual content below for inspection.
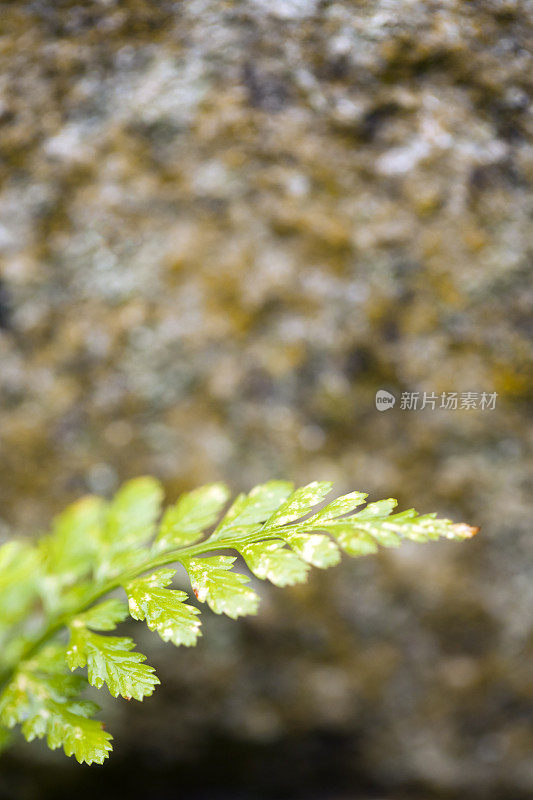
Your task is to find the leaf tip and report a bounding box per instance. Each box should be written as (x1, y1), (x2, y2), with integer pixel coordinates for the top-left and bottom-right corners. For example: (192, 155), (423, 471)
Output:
(451, 523), (480, 539)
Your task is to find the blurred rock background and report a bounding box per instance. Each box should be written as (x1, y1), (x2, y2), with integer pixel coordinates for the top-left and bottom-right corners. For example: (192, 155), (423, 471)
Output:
(0, 0), (532, 798)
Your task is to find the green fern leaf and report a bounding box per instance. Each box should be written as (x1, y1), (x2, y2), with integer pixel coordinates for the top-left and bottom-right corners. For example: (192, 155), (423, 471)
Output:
(25, 701), (113, 765)
(266, 481), (334, 527)
(95, 477), (163, 580)
(105, 477), (163, 548)
(331, 527), (379, 556)
(40, 496), (105, 582)
(212, 480), (294, 540)
(0, 674), (30, 727)
(328, 506), (460, 549)
(308, 490), (368, 521)
(77, 599), (130, 631)
(0, 541), (40, 626)
(183, 556), (259, 618)
(0, 644), (112, 765)
(67, 627), (159, 700)
(239, 541), (310, 586)
(125, 569), (201, 646)
(66, 606), (158, 699)
(156, 483), (230, 549)
(282, 531), (341, 568)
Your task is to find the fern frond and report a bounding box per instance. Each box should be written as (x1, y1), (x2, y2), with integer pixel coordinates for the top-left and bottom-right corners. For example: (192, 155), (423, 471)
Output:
(0, 477), (478, 765)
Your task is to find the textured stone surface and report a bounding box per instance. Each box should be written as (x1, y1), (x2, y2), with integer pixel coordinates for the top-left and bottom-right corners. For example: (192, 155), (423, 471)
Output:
(0, 1), (532, 798)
